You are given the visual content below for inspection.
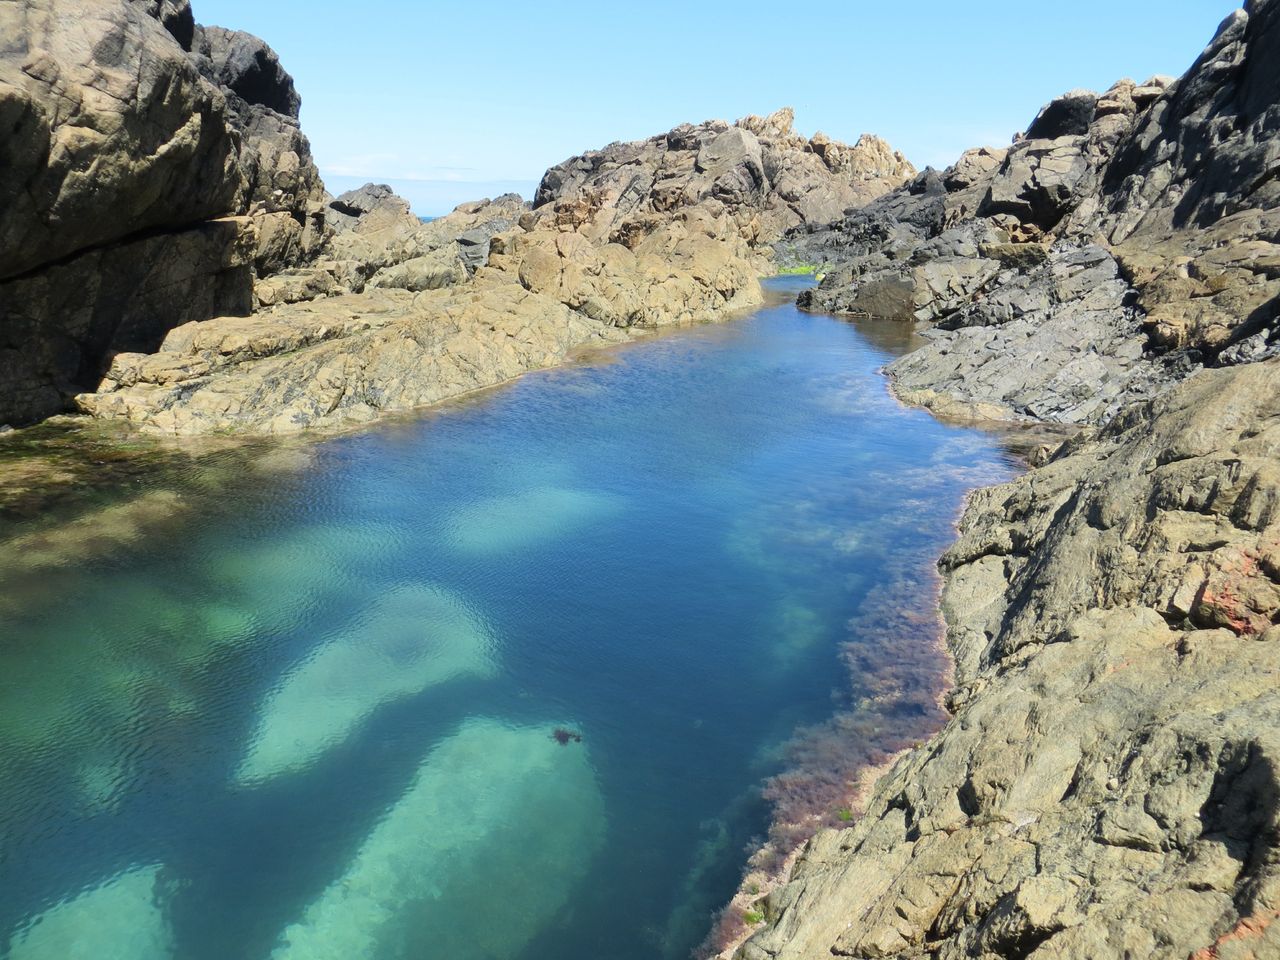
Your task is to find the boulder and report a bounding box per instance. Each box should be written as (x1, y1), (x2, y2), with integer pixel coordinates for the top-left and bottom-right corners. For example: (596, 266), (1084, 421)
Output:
(326, 183), (420, 235)
(367, 251), (467, 292)
(1024, 88), (1099, 139)
(0, 0), (326, 425)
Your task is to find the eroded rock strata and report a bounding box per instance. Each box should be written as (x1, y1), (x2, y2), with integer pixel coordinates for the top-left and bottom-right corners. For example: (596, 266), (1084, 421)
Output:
(72, 106), (912, 435)
(787, 0), (1280, 427)
(732, 3), (1280, 957)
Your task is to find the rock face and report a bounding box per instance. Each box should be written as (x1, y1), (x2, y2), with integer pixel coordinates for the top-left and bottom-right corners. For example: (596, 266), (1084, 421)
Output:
(789, 0), (1280, 426)
(534, 107), (914, 247)
(728, 4), (1280, 958)
(75, 110), (914, 435)
(77, 280), (628, 436)
(739, 358), (1280, 960)
(0, 0), (325, 426)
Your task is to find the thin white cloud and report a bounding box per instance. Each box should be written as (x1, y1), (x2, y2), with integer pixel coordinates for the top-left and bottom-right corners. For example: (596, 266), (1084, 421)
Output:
(322, 155), (485, 181)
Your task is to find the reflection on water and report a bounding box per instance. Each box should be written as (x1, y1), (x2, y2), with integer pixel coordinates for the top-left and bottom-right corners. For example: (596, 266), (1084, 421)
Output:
(0, 279), (1017, 960)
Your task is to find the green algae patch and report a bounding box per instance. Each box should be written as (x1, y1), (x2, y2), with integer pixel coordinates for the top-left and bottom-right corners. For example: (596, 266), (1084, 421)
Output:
(772, 263), (822, 276)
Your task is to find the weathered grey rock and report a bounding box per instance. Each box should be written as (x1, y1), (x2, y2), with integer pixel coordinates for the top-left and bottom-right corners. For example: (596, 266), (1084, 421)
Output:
(792, 0), (1280, 427)
(191, 24), (299, 117)
(0, 0), (326, 424)
(887, 245), (1166, 424)
(738, 358), (1280, 960)
(325, 183), (419, 235)
(980, 135), (1092, 230)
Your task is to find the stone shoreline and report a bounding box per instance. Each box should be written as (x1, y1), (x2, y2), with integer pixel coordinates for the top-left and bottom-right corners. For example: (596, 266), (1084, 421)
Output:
(724, 2), (1280, 954)
(4, 1), (1280, 957)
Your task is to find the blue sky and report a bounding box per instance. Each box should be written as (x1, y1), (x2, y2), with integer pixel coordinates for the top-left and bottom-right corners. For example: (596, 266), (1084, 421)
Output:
(195, 1), (1241, 215)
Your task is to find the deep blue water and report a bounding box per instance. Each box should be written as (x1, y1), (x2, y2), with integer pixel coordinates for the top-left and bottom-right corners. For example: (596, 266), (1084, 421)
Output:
(0, 280), (1017, 960)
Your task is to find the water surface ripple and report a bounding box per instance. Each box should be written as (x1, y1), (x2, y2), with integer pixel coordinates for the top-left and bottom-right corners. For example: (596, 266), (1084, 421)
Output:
(0, 280), (1017, 960)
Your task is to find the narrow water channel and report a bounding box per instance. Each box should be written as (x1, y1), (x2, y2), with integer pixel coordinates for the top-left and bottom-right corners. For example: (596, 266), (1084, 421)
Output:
(0, 279), (1018, 960)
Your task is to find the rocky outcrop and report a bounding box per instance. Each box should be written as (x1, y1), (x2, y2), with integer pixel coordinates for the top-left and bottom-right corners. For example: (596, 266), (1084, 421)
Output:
(534, 107), (913, 248)
(738, 357), (1280, 960)
(77, 279), (627, 435)
(725, 4), (1280, 957)
(0, 0), (326, 426)
(74, 111), (914, 434)
(790, 0), (1279, 426)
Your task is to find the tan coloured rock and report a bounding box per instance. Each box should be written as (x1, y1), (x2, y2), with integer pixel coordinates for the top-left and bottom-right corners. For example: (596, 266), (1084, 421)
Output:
(0, 0), (328, 425)
(738, 360), (1280, 960)
(78, 280), (627, 435)
(76, 109), (912, 434)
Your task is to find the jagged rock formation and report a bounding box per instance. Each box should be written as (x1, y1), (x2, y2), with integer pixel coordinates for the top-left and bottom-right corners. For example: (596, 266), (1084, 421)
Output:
(534, 107), (913, 248)
(0, 0), (325, 426)
(15, 5), (925, 433)
(739, 358), (1280, 960)
(74, 110), (913, 435)
(728, 4), (1280, 958)
(787, 0), (1280, 426)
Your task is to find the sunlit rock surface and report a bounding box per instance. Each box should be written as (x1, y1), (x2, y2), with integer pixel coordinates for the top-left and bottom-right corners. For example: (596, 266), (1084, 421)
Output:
(737, 360), (1280, 960)
(74, 107), (914, 435)
(790, 0), (1280, 426)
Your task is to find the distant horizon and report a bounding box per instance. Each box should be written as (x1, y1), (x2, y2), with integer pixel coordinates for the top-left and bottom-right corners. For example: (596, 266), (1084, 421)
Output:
(198, 0), (1242, 216)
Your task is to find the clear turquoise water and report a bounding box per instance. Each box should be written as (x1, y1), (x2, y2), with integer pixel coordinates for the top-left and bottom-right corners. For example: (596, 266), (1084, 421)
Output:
(0, 280), (1017, 960)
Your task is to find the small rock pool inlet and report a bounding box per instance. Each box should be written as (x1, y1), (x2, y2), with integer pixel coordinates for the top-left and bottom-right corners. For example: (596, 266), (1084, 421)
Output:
(0, 279), (1017, 960)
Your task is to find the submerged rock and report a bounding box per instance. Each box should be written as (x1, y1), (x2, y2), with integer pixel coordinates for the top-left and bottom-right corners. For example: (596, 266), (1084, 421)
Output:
(8, 864), (173, 960)
(236, 583), (495, 785)
(444, 485), (624, 555)
(269, 717), (605, 960)
(738, 351), (1280, 960)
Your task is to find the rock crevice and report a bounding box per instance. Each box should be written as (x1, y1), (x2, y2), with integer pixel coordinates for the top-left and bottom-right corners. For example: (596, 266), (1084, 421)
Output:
(68, 102), (913, 434)
(731, 3), (1280, 957)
